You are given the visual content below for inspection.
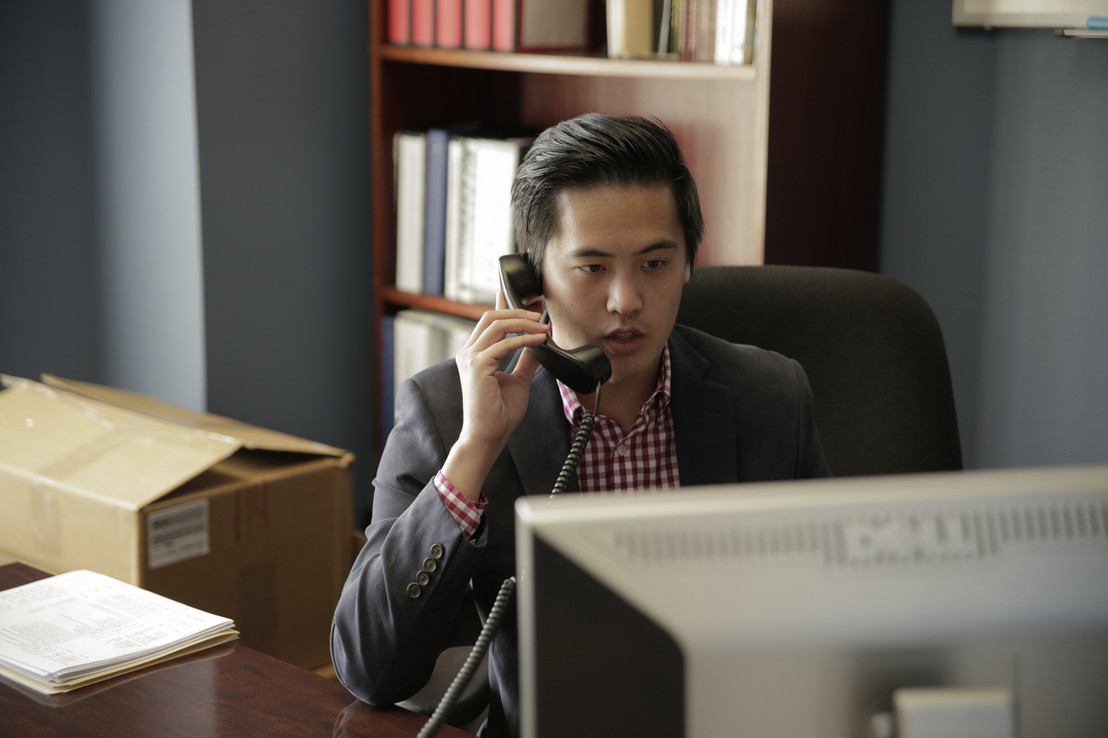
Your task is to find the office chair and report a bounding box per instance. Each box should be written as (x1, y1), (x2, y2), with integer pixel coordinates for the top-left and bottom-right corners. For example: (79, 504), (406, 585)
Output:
(676, 265), (963, 476)
(404, 266), (962, 732)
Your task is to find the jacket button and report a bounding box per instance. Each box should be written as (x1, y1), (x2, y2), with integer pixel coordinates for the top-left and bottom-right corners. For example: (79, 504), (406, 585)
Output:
(406, 582), (421, 598)
(416, 571), (430, 586)
(422, 557), (437, 573)
(429, 543), (445, 559)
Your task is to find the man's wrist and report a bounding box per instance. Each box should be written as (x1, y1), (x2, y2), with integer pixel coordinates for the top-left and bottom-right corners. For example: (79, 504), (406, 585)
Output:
(441, 436), (502, 502)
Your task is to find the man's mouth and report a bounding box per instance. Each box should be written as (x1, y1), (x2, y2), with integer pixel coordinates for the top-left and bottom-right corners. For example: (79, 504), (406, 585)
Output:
(603, 329), (645, 354)
(605, 325), (643, 339)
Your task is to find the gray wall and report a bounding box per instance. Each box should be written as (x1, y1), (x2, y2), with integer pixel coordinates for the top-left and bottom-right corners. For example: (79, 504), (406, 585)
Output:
(90, 0), (207, 410)
(191, 0), (374, 521)
(2, 2), (102, 385)
(880, 2), (1108, 470)
(1, 0), (374, 522)
(1, 0), (206, 410)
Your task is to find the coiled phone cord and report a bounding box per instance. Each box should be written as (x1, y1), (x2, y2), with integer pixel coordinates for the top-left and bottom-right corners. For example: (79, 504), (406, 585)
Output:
(416, 576), (516, 738)
(418, 379), (603, 736)
(551, 380), (603, 496)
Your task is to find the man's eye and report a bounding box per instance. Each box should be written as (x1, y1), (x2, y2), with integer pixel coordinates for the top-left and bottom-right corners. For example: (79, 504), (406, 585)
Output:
(644, 259), (667, 270)
(581, 264), (605, 273)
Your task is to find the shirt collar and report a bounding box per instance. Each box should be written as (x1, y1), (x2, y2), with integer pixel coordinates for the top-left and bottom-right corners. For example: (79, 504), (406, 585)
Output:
(558, 342), (673, 424)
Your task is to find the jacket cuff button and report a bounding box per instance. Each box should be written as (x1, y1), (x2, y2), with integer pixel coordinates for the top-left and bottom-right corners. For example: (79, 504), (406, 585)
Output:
(406, 582), (422, 598)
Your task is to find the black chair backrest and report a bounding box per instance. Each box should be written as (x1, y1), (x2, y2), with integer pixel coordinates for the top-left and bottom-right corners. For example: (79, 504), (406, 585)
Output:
(677, 265), (963, 477)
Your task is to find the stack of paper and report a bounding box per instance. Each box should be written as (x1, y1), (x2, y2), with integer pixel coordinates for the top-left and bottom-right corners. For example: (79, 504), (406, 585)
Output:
(0, 569), (237, 694)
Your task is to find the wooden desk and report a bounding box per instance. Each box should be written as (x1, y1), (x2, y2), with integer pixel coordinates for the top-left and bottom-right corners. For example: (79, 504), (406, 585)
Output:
(0, 562), (470, 737)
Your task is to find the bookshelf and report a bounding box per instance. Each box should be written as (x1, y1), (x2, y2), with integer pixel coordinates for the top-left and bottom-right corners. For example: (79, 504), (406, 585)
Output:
(369, 0), (889, 434)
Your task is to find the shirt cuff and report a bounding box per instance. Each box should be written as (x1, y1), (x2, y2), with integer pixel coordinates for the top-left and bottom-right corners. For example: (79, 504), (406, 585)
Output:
(434, 470), (487, 540)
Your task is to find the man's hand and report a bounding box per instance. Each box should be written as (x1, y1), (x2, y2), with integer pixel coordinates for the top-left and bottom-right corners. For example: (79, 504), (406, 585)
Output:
(441, 291), (548, 501)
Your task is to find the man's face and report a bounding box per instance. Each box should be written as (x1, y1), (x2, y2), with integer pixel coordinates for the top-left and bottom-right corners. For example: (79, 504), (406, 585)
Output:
(540, 183), (691, 393)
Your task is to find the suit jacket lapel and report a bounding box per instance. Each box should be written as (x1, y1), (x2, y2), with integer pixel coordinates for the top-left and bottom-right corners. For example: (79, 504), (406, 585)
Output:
(668, 328), (739, 487)
(506, 328), (738, 495)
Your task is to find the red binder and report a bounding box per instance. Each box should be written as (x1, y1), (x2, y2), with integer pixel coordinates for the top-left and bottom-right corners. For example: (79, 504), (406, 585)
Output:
(411, 0), (434, 47)
(435, 0), (463, 49)
(387, 0), (410, 44)
(464, 0), (493, 50)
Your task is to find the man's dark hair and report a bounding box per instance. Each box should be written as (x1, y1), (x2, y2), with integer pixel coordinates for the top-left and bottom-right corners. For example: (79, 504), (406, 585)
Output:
(510, 113), (704, 284)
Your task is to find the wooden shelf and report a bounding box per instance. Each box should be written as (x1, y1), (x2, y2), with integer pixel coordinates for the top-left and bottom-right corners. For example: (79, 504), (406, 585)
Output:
(367, 0), (889, 448)
(379, 45), (757, 81)
(381, 288), (490, 322)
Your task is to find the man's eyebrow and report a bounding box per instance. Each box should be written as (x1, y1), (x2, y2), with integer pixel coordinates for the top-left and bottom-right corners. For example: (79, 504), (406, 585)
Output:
(567, 241), (680, 259)
(638, 240), (681, 255)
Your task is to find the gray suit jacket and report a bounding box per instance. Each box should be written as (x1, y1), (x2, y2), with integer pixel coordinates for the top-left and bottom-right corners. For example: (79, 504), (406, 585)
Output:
(331, 325), (829, 737)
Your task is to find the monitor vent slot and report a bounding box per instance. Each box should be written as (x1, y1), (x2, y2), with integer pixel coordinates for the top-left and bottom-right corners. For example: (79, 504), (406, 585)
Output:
(988, 500), (1107, 545)
(607, 499), (1108, 568)
(611, 521), (832, 565)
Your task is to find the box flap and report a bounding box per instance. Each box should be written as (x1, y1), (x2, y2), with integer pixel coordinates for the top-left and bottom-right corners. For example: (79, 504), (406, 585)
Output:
(40, 375), (348, 458)
(0, 376), (241, 511)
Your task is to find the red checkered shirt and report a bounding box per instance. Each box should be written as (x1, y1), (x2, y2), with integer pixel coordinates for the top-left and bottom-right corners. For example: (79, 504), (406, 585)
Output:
(561, 343), (680, 494)
(437, 344), (680, 539)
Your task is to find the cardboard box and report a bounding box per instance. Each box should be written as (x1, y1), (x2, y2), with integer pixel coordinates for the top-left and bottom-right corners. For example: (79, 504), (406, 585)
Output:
(0, 374), (354, 670)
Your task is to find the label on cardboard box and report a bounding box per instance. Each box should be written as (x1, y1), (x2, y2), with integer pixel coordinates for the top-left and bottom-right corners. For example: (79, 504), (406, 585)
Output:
(147, 499), (210, 569)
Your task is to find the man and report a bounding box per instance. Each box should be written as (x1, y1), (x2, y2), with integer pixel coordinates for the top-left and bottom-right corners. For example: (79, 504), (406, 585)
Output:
(331, 113), (829, 737)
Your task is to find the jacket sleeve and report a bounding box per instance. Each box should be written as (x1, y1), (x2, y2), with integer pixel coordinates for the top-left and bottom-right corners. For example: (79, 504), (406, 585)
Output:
(330, 365), (483, 706)
(788, 356), (832, 479)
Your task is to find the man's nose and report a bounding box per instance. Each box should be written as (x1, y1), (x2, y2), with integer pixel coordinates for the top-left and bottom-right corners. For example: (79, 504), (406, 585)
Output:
(606, 271), (644, 315)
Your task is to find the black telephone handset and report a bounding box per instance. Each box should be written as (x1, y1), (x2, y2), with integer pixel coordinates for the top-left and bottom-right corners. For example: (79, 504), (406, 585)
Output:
(498, 253), (611, 394)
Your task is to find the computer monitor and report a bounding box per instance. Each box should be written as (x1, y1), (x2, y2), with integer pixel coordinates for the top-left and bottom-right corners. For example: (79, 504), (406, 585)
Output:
(515, 466), (1108, 738)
